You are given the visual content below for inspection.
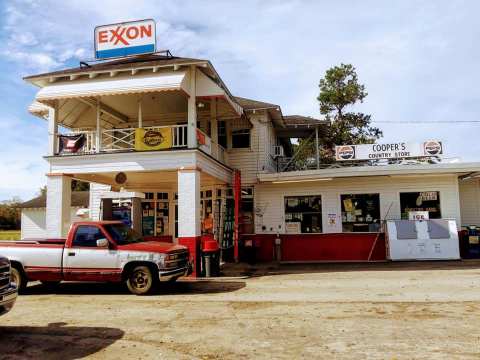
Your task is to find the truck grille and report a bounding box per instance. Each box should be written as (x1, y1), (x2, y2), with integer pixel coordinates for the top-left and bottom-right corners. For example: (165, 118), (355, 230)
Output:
(0, 260), (10, 290)
(165, 250), (189, 269)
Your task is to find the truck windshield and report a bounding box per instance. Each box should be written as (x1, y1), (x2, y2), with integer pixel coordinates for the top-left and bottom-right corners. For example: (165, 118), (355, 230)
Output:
(103, 224), (144, 245)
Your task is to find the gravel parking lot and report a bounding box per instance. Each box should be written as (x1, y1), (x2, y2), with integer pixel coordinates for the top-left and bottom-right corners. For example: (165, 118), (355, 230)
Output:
(1, 261), (480, 359)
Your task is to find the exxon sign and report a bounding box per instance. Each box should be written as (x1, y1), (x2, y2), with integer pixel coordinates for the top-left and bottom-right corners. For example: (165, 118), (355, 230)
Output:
(94, 19), (156, 60)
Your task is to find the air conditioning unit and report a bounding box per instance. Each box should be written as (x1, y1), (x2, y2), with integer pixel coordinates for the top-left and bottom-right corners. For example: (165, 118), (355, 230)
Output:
(273, 145), (284, 158)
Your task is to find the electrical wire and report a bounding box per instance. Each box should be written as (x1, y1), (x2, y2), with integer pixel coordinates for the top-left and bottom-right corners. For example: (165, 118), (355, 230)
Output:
(371, 120), (480, 124)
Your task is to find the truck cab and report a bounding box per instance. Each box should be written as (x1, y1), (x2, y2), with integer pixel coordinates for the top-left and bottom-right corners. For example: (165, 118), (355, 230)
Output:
(0, 256), (17, 315)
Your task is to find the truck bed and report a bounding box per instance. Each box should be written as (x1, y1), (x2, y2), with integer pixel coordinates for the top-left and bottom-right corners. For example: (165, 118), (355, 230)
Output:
(0, 238), (66, 246)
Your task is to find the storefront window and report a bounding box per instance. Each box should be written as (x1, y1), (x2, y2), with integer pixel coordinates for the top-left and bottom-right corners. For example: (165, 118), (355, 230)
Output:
(284, 196), (322, 233)
(400, 191), (441, 219)
(141, 192), (169, 236)
(341, 194), (380, 232)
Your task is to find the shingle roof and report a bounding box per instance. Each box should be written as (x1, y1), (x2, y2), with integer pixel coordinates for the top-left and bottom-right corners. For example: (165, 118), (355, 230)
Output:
(20, 191), (89, 209)
(23, 53), (207, 80)
(283, 115), (327, 127)
(233, 96), (280, 111)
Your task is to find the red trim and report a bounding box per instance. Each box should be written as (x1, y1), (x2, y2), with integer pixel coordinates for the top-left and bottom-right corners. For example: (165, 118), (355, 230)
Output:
(178, 236), (201, 277)
(241, 233), (387, 262)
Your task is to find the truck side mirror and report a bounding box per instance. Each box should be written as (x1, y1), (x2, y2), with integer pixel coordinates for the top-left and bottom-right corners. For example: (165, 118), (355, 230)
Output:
(96, 238), (109, 248)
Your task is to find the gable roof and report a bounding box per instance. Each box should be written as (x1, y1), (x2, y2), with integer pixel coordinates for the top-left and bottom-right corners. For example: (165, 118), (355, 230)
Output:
(283, 115), (328, 127)
(20, 191), (89, 209)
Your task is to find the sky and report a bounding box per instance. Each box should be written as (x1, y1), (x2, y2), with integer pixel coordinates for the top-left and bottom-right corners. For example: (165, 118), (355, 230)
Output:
(0, 0), (479, 201)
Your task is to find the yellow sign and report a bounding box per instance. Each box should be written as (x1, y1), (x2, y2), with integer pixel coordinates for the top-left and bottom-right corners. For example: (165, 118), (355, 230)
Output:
(134, 128), (172, 151)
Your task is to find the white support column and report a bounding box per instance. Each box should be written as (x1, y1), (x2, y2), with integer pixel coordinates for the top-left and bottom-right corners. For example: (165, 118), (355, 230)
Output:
(138, 96), (143, 128)
(187, 65), (198, 149)
(46, 174), (72, 237)
(48, 101), (58, 156)
(96, 99), (102, 152)
(210, 97), (218, 143)
(177, 169), (201, 238)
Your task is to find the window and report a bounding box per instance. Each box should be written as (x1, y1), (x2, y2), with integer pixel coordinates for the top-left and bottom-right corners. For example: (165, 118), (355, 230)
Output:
(240, 187), (254, 234)
(218, 121), (227, 148)
(341, 194), (380, 232)
(232, 129), (250, 148)
(284, 196), (322, 233)
(72, 226), (106, 247)
(400, 191), (441, 219)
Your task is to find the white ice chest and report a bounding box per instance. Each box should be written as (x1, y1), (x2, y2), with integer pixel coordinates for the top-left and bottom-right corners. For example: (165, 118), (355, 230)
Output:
(386, 219), (460, 260)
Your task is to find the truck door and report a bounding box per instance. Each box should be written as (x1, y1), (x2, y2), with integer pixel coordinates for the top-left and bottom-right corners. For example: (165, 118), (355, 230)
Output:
(63, 225), (121, 282)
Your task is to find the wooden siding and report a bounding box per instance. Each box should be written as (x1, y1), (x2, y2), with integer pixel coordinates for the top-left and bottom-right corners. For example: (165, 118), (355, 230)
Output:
(459, 178), (480, 226)
(254, 174), (461, 234)
(227, 112), (274, 185)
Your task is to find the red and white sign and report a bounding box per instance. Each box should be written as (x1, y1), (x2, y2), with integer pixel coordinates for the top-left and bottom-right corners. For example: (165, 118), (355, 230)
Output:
(335, 140), (443, 161)
(94, 19), (156, 60)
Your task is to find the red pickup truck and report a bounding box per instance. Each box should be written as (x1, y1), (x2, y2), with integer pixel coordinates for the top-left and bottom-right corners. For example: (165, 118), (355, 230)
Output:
(0, 221), (191, 295)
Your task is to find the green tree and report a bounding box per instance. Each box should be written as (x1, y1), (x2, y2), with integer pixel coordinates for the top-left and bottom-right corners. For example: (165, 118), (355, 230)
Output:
(317, 63), (382, 162)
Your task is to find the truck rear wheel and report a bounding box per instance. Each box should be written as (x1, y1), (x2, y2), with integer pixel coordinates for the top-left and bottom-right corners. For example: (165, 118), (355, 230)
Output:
(10, 267), (27, 294)
(126, 265), (157, 295)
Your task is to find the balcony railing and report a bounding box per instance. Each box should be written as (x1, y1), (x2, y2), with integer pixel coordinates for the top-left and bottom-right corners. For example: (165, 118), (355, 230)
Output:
(56, 124), (228, 164)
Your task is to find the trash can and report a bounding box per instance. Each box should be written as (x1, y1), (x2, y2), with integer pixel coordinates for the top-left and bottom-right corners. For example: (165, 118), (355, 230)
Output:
(467, 225), (480, 258)
(201, 236), (220, 277)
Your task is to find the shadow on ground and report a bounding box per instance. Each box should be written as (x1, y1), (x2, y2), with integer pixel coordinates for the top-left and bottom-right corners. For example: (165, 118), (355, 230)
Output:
(22, 279), (246, 296)
(222, 259), (480, 278)
(0, 322), (124, 360)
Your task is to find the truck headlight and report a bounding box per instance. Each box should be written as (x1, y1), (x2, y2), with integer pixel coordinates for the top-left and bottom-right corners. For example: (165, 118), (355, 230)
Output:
(155, 254), (167, 269)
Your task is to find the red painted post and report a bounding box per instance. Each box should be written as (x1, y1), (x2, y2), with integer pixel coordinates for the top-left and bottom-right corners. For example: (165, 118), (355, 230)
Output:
(233, 170), (241, 262)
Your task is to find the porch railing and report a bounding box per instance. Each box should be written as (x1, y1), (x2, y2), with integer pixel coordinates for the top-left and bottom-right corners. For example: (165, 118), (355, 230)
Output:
(102, 124), (188, 152)
(56, 124), (228, 164)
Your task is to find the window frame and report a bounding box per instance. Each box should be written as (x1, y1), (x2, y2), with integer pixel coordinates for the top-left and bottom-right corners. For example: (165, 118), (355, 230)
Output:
(340, 193), (381, 233)
(399, 191), (442, 220)
(72, 225), (108, 248)
(284, 195), (323, 234)
(231, 128), (251, 149)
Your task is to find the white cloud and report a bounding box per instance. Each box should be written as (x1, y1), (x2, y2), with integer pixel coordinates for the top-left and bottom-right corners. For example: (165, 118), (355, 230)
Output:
(1, 0), (480, 200)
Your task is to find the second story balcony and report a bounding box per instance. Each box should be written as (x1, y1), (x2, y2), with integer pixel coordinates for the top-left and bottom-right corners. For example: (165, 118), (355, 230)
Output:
(55, 125), (228, 164)
(26, 59), (244, 167)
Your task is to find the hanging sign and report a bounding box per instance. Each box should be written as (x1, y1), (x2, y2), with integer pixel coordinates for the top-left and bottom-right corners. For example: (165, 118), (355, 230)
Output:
(94, 19), (156, 60)
(335, 140), (443, 161)
(134, 128), (172, 151)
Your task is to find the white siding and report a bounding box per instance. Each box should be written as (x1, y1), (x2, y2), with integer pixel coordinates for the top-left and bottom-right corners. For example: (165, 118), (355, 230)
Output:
(89, 182), (111, 220)
(21, 208), (84, 239)
(227, 112), (273, 185)
(459, 178), (480, 226)
(254, 174), (461, 234)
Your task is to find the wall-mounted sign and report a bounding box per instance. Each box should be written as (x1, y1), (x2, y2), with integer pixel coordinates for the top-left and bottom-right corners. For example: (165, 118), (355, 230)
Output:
(134, 128), (172, 151)
(94, 19), (156, 60)
(335, 140), (443, 161)
(285, 222), (301, 233)
(408, 211), (429, 221)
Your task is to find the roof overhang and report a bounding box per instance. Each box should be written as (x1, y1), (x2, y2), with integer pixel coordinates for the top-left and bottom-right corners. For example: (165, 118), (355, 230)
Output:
(35, 71), (189, 105)
(258, 162), (480, 183)
(196, 70), (243, 116)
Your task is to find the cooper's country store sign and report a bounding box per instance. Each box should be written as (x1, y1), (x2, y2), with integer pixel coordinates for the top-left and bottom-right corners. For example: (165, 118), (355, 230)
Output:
(335, 141), (443, 161)
(94, 19), (156, 59)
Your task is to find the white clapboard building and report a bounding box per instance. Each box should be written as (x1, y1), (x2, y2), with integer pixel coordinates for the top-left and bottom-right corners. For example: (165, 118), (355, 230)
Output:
(21, 51), (480, 265)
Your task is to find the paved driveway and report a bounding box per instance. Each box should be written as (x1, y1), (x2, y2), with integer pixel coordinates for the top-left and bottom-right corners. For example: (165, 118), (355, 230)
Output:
(1, 261), (480, 359)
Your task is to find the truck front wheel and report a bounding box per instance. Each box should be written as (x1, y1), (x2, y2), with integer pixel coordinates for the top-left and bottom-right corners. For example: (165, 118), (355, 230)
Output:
(126, 265), (157, 295)
(10, 266), (27, 294)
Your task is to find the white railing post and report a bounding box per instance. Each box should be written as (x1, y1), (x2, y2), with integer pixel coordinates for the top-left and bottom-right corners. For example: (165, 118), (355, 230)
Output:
(96, 99), (101, 152)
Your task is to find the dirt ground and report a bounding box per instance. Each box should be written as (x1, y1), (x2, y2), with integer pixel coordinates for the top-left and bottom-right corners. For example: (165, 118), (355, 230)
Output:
(1, 261), (480, 359)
